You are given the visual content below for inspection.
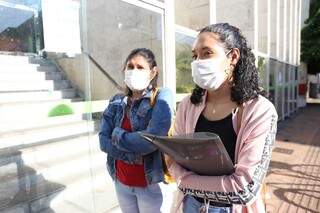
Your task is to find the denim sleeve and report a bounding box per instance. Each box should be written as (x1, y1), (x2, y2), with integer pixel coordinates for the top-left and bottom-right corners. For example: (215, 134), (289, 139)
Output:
(111, 88), (174, 155)
(98, 98), (141, 163)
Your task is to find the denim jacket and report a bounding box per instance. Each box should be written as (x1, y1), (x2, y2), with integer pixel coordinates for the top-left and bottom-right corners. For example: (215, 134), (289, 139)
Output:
(99, 87), (174, 185)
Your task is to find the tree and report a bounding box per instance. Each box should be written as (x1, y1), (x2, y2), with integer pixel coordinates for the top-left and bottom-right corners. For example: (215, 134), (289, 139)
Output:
(301, 0), (320, 74)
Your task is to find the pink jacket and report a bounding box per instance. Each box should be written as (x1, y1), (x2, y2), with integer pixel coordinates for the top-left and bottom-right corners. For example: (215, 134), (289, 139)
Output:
(168, 93), (278, 213)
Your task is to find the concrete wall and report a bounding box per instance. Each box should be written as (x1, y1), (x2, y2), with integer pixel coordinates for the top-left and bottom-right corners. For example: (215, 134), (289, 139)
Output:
(85, 0), (164, 100)
(175, 0), (210, 30)
(216, 0), (255, 49)
(55, 54), (121, 101)
(55, 0), (166, 101)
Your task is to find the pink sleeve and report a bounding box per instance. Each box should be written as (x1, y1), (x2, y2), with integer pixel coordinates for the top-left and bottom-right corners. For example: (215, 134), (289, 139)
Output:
(168, 105), (278, 205)
(173, 97), (188, 136)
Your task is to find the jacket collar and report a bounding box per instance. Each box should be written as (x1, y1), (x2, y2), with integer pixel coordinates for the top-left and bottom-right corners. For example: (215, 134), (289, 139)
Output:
(141, 85), (154, 98)
(123, 85), (154, 105)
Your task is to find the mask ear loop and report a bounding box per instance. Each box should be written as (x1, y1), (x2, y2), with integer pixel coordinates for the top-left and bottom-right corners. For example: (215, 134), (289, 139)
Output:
(225, 48), (233, 57)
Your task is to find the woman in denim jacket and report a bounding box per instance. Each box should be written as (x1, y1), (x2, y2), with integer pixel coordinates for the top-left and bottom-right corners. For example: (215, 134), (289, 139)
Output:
(99, 48), (174, 213)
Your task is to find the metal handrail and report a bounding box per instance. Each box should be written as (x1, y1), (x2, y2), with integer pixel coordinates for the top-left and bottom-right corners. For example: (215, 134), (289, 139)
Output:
(83, 52), (124, 91)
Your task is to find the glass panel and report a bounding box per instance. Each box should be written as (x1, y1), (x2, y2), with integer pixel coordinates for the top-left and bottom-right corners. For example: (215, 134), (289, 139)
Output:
(294, 84), (298, 109)
(87, 0), (164, 101)
(276, 63), (285, 118)
(284, 86), (289, 116)
(285, 64), (290, 83)
(269, 59), (276, 104)
(294, 66), (298, 110)
(0, 1), (94, 212)
(176, 32), (195, 93)
(0, 0), (43, 53)
(175, 0), (209, 30)
(292, 66), (298, 112)
(269, 59), (276, 89)
(0, 0), (166, 213)
(258, 56), (268, 90)
(277, 86), (283, 119)
(86, 1), (165, 212)
(269, 89), (276, 105)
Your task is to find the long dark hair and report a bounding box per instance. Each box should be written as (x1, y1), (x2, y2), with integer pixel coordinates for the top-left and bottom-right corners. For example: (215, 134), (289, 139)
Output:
(190, 23), (265, 105)
(123, 48), (159, 98)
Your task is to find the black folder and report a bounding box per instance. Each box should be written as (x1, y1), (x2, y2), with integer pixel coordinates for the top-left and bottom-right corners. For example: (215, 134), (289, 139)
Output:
(140, 132), (234, 176)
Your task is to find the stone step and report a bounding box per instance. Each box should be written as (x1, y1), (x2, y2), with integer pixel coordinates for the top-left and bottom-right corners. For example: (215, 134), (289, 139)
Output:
(0, 55), (31, 65)
(0, 81), (54, 92)
(0, 55), (52, 66)
(37, 66), (57, 72)
(57, 88), (79, 99)
(0, 114), (85, 133)
(29, 58), (53, 66)
(0, 134), (100, 167)
(0, 64), (57, 73)
(0, 89), (78, 103)
(0, 72), (63, 81)
(0, 99), (83, 122)
(53, 80), (72, 90)
(0, 143), (104, 194)
(0, 121), (95, 150)
(0, 79), (71, 92)
(0, 91), (62, 104)
(0, 135), (116, 213)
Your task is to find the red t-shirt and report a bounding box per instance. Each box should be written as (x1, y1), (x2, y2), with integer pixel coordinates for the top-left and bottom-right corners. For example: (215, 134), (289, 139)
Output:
(115, 113), (147, 187)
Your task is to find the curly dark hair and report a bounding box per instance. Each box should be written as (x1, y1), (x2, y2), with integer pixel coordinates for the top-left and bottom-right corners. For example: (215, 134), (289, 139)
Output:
(190, 23), (265, 105)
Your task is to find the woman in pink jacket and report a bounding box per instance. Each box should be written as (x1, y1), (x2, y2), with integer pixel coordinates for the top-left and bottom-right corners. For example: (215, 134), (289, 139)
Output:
(167, 23), (278, 213)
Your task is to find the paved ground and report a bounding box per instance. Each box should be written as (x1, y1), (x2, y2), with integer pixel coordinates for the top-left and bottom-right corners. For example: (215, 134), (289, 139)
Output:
(265, 103), (320, 213)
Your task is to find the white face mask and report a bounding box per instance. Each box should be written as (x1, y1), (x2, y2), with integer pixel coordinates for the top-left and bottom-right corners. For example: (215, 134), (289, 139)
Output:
(124, 69), (151, 91)
(191, 58), (228, 90)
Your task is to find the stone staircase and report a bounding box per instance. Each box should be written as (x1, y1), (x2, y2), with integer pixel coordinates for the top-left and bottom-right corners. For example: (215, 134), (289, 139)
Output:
(0, 54), (119, 213)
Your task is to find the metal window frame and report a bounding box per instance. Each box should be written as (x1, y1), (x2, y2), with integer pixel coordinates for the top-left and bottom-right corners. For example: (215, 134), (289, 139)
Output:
(119, 0), (177, 102)
(175, 24), (198, 38)
(174, 24), (197, 101)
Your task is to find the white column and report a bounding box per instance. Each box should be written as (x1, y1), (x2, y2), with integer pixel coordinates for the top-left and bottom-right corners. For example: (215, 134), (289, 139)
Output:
(283, 0), (287, 62)
(266, 0), (271, 92)
(293, 0), (298, 65)
(289, 0), (293, 64)
(276, 0), (280, 59)
(164, 0), (176, 103)
(254, 0), (259, 67)
(267, 0), (271, 56)
(210, 0), (217, 24)
(297, 0), (302, 65)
